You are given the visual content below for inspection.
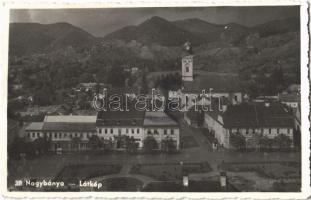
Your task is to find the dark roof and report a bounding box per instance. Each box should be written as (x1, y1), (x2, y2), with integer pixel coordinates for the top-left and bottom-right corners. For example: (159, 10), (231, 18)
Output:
(42, 122), (96, 132)
(182, 71), (243, 93)
(97, 110), (145, 127)
(223, 103), (294, 128)
(143, 112), (178, 127)
(206, 102), (294, 128)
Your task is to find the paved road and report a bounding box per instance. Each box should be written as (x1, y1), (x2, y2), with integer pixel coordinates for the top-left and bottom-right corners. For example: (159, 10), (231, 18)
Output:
(179, 118), (212, 151)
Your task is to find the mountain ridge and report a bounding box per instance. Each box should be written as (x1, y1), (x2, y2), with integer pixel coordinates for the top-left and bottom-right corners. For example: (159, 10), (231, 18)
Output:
(9, 22), (96, 56)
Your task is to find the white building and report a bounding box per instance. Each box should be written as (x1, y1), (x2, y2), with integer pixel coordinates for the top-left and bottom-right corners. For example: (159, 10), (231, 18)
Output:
(204, 102), (295, 149)
(25, 115), (97, 151)
(25, 111), (180, 151)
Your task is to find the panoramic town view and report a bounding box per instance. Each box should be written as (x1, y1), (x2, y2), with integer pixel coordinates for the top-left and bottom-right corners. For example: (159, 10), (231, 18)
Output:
(7, 7), (301, 192)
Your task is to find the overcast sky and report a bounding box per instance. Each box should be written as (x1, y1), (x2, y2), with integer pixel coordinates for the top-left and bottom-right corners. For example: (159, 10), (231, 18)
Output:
(10, 6), (299, 37)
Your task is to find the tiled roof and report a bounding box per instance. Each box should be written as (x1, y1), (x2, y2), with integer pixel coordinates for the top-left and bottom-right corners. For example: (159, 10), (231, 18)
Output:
(97, 110), (145, 127)
(222, 103), (294, 128)
(25, 122), (44, 131)
(143, 112), (178, 127)
(44, 115), (97, 123)
(42, 122), (96, 132)
(206, 102), (294, 128)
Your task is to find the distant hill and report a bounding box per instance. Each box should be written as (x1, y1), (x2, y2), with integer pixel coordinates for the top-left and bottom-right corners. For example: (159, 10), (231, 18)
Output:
(104, 16), (206, 47)
(173, 18), (251, 44)
(173, 18), (224, 42)
(252, 17), (300, 37)
(9, 22), (96, 56)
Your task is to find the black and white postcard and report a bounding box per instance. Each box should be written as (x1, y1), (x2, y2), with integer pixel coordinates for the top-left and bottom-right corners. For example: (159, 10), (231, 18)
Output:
(0, 0), (310, 199)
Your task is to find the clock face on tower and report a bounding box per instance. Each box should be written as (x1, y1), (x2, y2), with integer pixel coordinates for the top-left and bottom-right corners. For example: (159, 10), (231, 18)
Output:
(182, 56), (193, 81)
(183, 59), (191, 70)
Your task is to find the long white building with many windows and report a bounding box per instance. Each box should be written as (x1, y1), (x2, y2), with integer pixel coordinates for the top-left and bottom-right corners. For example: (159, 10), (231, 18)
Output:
(25, 110), (180, 151)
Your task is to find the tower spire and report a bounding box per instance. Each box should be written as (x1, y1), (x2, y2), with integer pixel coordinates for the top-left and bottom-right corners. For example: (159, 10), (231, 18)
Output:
(182, 42), (194, 82)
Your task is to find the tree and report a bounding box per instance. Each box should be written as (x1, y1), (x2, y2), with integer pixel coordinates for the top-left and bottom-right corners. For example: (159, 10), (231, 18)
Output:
(107, 65), (126, 87)
(161, 137), (177, 153)
(259, 136), (273, 151)
(88, 135), (102, 150)
(33, 84), (54, 105)
(273, 134), (292, 150)
(32, 137), (50, 155)
(125, 136), (138, 154)
(140, 67), (148, 94)
(229, 132), (246, 151)
(8, 137), (28, 159)
(143, 136), (158, 153)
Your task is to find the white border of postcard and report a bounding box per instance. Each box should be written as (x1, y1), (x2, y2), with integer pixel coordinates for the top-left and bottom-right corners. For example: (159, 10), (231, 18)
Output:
(0, 0), (310, 199)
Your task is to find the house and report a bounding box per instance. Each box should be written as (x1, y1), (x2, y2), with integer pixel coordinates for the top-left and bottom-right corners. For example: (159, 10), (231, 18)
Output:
(278, 93), (300, 109)
(204, 102), (295, 149)
(25, 115), (97, 151)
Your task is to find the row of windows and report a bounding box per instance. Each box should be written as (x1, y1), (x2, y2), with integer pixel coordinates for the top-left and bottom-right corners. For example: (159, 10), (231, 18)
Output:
(147, 129), (175, 135)
(231, 128), (291, 135)
(27, 128), (177, 139)
(27, 132), (94, 139)
(98, 128), (140, 134)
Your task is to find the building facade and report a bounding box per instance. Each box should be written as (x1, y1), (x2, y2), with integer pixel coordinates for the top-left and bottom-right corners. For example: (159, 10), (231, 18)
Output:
(25, 116), (97, 151)
(25, 111), (180, 152)
(204, 102), (295, 149)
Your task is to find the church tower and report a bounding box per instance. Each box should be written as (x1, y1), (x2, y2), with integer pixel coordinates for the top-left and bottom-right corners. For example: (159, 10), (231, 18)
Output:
(182, 42), (193, 82)
(182, 55), (193, 81)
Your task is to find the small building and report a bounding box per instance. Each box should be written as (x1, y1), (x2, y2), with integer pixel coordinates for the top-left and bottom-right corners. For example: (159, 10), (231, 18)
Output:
(25, 115), (97, 151)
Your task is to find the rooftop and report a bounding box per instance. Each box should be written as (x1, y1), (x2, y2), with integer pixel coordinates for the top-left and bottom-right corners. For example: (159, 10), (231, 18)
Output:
(25, 122), (44, 131)
(143, 112), (178, 127)
(206, 102), (294, 128)
(97, 110), (145, 127)
(42, 122), (96, 132)
(44, 115), (97, 123)
(182, 71), (243, 93)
